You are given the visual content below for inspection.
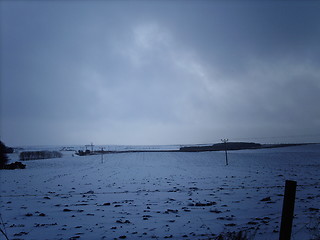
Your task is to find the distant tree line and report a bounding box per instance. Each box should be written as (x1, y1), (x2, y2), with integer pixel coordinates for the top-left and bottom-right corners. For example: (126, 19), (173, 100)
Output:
(20, 151), (62, 161)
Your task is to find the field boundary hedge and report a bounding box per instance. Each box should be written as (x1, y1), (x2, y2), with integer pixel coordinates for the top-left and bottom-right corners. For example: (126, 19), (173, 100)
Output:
(20, 151), (62, 161)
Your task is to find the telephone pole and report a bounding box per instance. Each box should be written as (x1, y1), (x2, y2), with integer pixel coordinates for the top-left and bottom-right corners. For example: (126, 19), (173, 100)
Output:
(101, 147), (104, 164)
(221, 139), (229, 165)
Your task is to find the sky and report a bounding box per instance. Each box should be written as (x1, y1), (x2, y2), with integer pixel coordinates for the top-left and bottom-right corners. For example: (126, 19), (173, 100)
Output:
(1, 0), (320, 146)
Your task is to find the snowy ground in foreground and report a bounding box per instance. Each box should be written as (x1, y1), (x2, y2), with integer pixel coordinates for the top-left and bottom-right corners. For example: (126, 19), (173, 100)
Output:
(1, 145), (319, 240)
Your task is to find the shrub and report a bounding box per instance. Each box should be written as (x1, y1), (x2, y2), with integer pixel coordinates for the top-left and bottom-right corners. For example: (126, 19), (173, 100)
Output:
(307, 216), (320, 240)
(4, 161), (26, 169)
(215, 230), (253, 240)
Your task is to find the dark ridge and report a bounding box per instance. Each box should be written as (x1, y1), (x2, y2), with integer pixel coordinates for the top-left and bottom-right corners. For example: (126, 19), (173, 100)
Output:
(179, 142), (312, 152)
(180, 142), (261, 152)
(261, 143), (310, 149)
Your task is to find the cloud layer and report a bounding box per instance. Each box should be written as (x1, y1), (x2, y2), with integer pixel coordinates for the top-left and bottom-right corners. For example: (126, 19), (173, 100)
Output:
(1, 1), (320, 145)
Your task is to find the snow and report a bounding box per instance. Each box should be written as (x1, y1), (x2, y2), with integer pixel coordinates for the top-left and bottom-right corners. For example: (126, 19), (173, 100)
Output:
(1, 144), (319, 239)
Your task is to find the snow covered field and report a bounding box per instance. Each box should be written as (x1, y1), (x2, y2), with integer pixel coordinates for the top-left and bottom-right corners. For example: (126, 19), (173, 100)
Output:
(1, 144), (319, 240)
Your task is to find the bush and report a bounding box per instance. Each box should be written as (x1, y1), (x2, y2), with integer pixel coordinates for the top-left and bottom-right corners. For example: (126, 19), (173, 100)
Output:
(215, 230), (254, 240)
(20, 151), (62, 161)
(307, 216), (320, 240)
(4, 161), (26, 169)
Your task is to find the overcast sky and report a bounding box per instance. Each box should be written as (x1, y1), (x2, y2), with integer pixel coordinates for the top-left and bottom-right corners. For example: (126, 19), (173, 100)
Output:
(1, 1), (320, 146)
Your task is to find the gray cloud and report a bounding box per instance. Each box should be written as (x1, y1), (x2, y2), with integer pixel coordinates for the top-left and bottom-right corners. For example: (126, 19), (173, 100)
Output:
(1, 1), (320, 146)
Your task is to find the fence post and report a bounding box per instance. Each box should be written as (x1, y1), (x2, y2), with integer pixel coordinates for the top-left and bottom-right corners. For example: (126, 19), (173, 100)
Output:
(279, 180), (297, 240)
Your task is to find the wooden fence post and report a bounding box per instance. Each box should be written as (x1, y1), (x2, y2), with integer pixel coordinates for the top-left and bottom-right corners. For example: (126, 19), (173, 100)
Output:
(279, 180), (297, 240)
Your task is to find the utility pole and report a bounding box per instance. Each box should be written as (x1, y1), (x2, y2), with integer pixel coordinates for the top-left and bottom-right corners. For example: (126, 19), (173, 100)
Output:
(101, 147), (104, 164)
(221, 139), (229, 165)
